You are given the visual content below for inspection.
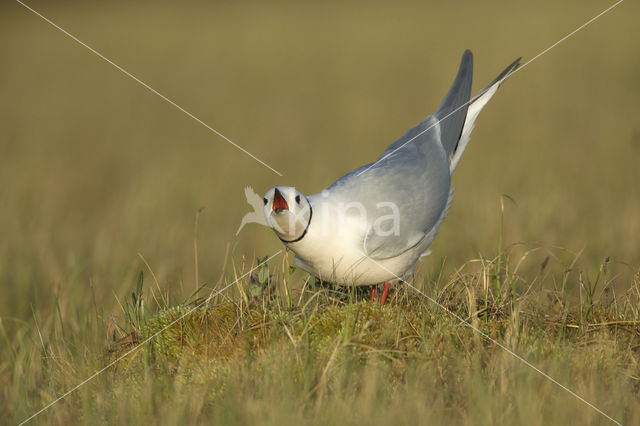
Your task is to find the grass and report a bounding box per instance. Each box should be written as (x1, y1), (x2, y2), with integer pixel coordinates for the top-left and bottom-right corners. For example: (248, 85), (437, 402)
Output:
(4, 243), (640, 425)
(2, 0), (640, 424)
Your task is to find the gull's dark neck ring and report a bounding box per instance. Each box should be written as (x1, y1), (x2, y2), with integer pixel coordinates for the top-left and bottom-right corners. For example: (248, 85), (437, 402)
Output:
(279, 205), (313, 244)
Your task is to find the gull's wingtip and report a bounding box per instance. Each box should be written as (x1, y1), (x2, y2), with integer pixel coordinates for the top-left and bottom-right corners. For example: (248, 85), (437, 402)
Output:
(497, 56), (522, 83)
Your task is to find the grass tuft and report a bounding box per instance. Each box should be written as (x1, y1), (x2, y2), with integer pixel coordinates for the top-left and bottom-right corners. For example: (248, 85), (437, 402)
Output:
(89, 247), (640, 425)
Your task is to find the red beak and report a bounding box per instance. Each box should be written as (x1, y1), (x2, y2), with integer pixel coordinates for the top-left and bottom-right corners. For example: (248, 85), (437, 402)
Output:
(272, 188), (289, 212)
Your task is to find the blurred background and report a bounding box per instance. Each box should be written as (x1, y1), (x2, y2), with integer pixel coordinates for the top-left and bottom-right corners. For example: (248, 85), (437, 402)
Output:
(1, 0), (638, 322)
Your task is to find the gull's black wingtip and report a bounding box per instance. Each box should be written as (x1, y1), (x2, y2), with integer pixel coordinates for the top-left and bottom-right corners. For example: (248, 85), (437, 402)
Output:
(496, 56), (522, 82)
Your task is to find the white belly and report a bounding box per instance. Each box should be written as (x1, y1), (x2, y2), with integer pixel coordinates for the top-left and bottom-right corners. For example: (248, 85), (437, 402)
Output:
(286, 213), (423, 286)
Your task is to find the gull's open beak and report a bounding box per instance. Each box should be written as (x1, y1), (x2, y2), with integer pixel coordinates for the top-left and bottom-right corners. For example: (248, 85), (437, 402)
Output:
(272, 188), (289, 212)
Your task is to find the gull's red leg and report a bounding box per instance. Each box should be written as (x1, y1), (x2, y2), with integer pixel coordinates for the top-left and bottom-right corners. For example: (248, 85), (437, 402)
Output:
(380, 281), (391, 306)
(370, 286), (377, 303)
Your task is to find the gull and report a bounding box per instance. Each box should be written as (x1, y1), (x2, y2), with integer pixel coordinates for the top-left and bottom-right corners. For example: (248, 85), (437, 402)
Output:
(262, 50), (520, 304)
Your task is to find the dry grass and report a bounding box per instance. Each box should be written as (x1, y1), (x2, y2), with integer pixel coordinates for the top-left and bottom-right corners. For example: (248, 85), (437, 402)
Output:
(2, 1), (640, 424)
(5, 245), (640, 425)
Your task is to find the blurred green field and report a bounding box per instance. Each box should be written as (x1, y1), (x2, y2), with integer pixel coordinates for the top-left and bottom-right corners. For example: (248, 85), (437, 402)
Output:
(1, 0), (639, 424)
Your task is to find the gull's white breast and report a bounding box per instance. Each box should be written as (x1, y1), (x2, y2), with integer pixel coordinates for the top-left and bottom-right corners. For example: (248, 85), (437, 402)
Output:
(284, 197), (426, 285)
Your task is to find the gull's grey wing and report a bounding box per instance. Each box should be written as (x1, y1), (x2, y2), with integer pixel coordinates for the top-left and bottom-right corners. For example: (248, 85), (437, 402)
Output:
(327, 116), (451, 260)
(322, 51), (518, 261)
(435, 50), (473, 160)
(377, 50), (473, 161)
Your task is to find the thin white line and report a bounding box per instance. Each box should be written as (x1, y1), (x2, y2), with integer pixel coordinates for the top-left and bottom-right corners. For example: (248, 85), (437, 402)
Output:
(18, 250), (284, 425)
(514, 0), (625, 74)
(356, 0), (624, 177)
(362, 254), (622, 425)
(14, 0), (283, 177)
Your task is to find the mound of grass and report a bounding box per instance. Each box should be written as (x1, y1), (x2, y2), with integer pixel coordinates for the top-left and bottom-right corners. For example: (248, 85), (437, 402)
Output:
(98, 250), (640, 425)
(5, 246), (640, 425)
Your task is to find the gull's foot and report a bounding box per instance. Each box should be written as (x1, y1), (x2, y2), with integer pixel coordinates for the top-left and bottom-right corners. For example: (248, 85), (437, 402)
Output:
(380, 281), (391, 306)
(370, 285), (377, 303)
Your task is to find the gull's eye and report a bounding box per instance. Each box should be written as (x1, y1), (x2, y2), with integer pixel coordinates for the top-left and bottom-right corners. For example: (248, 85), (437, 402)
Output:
(263, 198), (268, 205)
(295, 195), (301, 204)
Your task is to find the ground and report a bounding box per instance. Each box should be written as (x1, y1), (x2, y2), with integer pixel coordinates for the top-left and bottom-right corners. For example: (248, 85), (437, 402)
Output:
(6, 247), (640, 425)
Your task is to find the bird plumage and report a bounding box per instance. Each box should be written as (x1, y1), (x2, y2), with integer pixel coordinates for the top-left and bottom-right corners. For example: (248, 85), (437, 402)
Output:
(263, 50), (521, 286)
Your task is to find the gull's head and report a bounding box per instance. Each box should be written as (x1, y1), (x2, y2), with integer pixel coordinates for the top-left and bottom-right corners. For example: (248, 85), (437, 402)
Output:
(263, 186), (311, 242)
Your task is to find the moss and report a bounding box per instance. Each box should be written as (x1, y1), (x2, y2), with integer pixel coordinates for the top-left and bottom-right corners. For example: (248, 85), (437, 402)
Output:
(109, 281), (640, 391)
